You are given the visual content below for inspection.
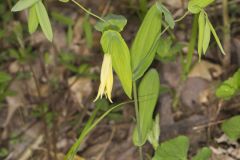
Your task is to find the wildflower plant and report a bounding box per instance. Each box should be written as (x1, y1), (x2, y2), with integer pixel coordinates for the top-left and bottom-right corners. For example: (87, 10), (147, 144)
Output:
(10, 0), (232, 159)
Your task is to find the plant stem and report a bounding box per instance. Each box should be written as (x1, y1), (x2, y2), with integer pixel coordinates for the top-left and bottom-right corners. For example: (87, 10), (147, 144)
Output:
(65, 101), (133, 160)
(174, 11), (189, 23)
(183, 14), (198, 79)
(133, 82), (143, 160)
(71, 0), (106, 22)
(222, 0), (231, 67)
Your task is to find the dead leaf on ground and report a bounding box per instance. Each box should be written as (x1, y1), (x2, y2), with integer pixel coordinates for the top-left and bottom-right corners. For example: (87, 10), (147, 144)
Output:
(188, 60), (222, 81)
(68, 76), (92, 106)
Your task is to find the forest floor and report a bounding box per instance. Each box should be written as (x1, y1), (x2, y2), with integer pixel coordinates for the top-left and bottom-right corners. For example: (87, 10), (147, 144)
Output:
(0, 0), (240, 160)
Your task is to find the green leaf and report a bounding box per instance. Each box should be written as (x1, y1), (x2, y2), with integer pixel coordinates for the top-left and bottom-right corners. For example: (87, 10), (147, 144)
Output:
(153, 136), (189, 160)
(0, 148), (8, 157)
(95, 14), (127, 32)
(0, 72), (11, 83)
(147, 114), (160, 150)
(35, 1), (53, 42)
(156, 2), (175, 29)
(83, 14), (93, 48)
(188, 0), (214, 14)
(221, 115), (240, 140)
(65, 101), (131, 160)
(28, 4), (39, 34)
(198, 10), (205, 58)
(156, 37), (182, 62)
(131, 3), (162, 80)
(216, 69), (240, 99)
(192, 147), (212, 160)
(139, 0), (148, 13)
(202, 18), (211, 54)
(101, 30), (132, 98)
(51, 11), (74, 26)
(207, 17), (226, 55)
(11, 0), (40, 12)
(133, 69), (160, 146)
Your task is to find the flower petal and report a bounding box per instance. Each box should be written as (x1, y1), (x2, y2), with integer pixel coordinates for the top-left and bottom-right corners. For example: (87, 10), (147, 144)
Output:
(94, 54), (113, 102)
(106, 65), (113, 103)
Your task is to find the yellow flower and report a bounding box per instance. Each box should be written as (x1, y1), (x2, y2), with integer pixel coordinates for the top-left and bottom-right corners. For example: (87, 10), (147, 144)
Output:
(94, 53), (113, 102)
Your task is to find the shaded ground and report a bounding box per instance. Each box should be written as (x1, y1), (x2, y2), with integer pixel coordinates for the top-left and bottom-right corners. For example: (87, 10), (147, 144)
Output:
(0, 0), (240, 159)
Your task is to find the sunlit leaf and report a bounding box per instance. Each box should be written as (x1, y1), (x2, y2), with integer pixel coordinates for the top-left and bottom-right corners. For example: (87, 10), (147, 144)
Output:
(131, 3), (162, 80)
(188, 0), (214, 14)
(101, 30), (132, 98)
(222, 116), (240, 140)
(35, 1), (53, 41)
(216, 69), (240, 99)
(202, 18), (211, 54)
(156, 2), (175, 29)
(207, 18), (226, 55)
(192, 147), (212, 160)
(147, 114), (160, 150)
(198, 10), (205, 59)
(95, 14), (127, 32)
(28, 4), (39, 34)
(133, 69), (160, 146)
(153, 136), (189, 160)
(11, 0), (40, 12)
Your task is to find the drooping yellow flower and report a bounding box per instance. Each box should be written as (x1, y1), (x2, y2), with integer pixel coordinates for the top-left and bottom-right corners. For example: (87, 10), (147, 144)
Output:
(94, 53), (113, 102)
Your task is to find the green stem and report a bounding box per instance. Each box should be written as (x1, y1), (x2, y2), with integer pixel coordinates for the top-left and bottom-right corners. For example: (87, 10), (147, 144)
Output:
(183, 14), (198, 79)
(133, 82), (143, 160)
(71, 0), (106, 22)
(65, 100), (133, 160)
(174, 11), (189, 23)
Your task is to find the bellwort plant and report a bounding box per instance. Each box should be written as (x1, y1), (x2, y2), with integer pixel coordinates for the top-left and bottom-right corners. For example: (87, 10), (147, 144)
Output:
(11, 0), (227, 159)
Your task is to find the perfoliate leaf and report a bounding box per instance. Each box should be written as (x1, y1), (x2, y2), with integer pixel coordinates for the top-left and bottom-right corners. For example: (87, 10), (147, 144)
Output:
(35, 1), (53, 42)
(188, 0), (214, 14)
(216, 69), (240, 99)
(131, 3), (162, 80)
(28, 4), (39, 34)
(202, 18), (211, 54)
(156, 2), (175, 29)
(192, 147), (212, 160)
(11, 0), (40, 12)
(95, 14), (127, 32)
(198, 10), (205, 59)
(221, 115), (240, 140)
(133, 69), (160, 146)
(101, 30), (132, 98)
(153, 136), (189, 160)
(207, 18), (226, 55)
